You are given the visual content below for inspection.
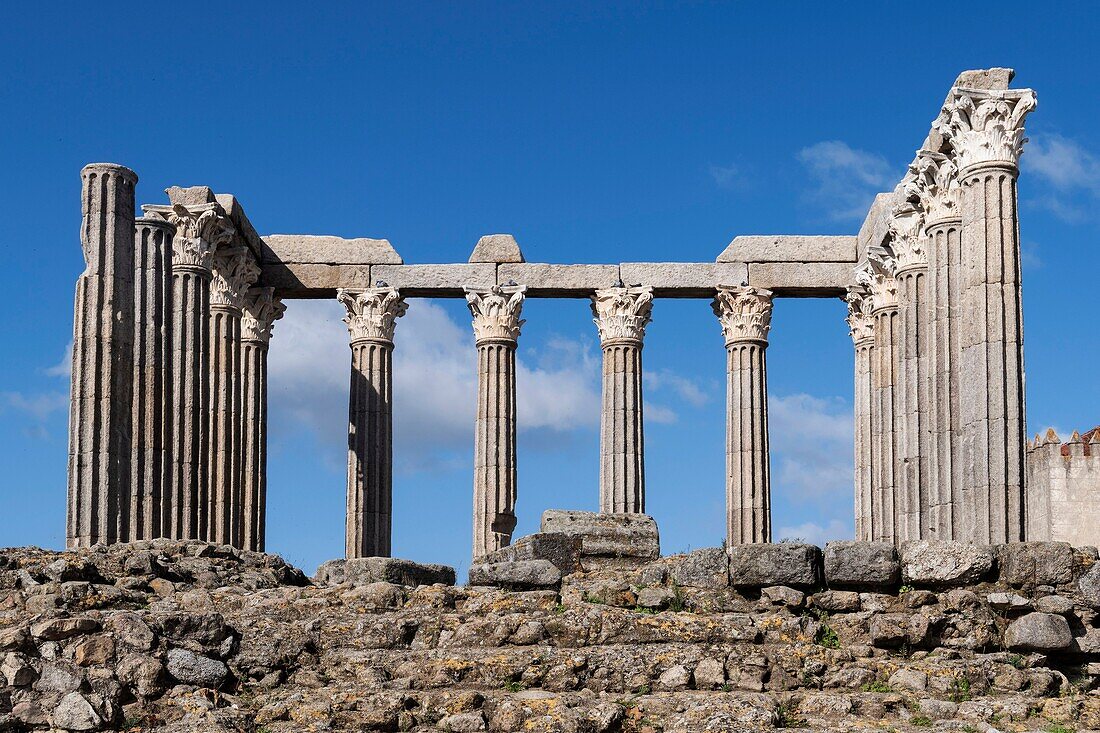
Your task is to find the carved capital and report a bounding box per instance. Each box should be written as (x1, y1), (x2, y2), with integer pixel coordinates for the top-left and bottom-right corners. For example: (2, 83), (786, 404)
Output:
(241, 288), (285, 343)
(711, 286), (773, 346)
(210, 247), (261, 311)
(591, 286), (653, 346)
(465, 285), (526, 345)
(144, 201), (236, 272)
(942, 87), (1037, 174)
(888, 203), (927, 271)
(845, 286), (875, 346)
(910, 150), (961, 225)
(857, 254), (898, 312)
(339, 287), (409, 344)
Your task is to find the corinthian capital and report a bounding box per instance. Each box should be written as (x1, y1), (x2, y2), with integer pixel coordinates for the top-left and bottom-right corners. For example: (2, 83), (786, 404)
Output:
(143, 201), (236, 271)
(465, 285), (526, 345)
(210, 247), (261, 310)
(888, 203), (927, 271)
(241, 287), (286, 343)
(845, 286), (875, 346)
(942, 87), (1037, 173)
(910, 150), (961, 224)
(857, 254), (898, 312)
(339, 287), (408, 344)
(591, 286), (654, 346)
(711, 286), (773, 346)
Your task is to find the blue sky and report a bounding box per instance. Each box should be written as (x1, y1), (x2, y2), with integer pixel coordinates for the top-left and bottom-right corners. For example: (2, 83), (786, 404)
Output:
(2, 4), (1099, 577)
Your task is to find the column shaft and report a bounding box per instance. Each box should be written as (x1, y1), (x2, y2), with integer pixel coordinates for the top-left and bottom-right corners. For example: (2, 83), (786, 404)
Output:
(169, 268), (209, 539)
(895, 264), (930, 540)
(847, 287), (875, 541)
(725, 343), (770, 543)
(473, 340), (519, 555)
(67, 163), (137, 548)
(600, 343), (646, 513)
(870, 301), (899, 543)
(130, 217), (174, 541)
(208, 304), (241, 545)
(347, 340), (395, 557)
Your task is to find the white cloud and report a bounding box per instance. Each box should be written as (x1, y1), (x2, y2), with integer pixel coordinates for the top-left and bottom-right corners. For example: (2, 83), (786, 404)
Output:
(46, 342), (73, 378)
(709, 163), (739, 188)
(1023, 135), (1100, 223)
(266, 299), (601, 475)
(775, 519), (852, 547)
(768, 392), (853, 505)
(645, 369), (710, 409)
(797, 141), (895, 221)
(1, 390), (68, 439)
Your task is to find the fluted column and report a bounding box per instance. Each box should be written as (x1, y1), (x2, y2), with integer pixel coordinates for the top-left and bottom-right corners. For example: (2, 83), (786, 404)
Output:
(860, 254), (899, 543)
(913, 150), (963, 538)
(945, 86), (1036, 543)
(67, 163), (137, 548)
(129, 216), (175, 542)
(340, 287), (408, 558)
(240, 288), (285, 552)
(208, 248), (260, 546)
(591, 286), (654, 514)
(466, 285), (526, 558)
(846, 286), (875, 541)
(144, 201), (235, 540)
(713, 287), (774, 545)
(890, 204), (931, 541)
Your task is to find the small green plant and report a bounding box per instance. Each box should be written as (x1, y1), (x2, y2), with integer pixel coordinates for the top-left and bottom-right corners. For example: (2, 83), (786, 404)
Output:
(898, 584), (914, 593)
(667, 582), (687, 612)
(583, 593), (606, 605)
(949, 675), (972, 702)
(631, 605), (656, 614)
(860, 679), (892, 693)
(773, 703), (806, 728)
(631, 683), (650, 695)
(962, 725), (978, 733)
(503, 680), (526, 692)
(1044, 724), (1076, 733)
(814, 610), (840, 649)
(720, 683), (733, 692)
(552, 602), (566, 614)
(910, 715), (932, 727)
(1007, 653), (1026, 669)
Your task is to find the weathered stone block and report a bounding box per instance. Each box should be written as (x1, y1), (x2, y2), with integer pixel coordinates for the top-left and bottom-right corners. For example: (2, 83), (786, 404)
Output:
(166, 648), (228, 688)
(824, 541), (900, 590)
(746, 262), (852, 295)
(726, 543), (821, 588)
(900, 541), (995, 587)
(262, 234), (402, 264)
(811, 590), (861, 612)
(1079, 562), (1100, 608)
(259, 262), (372, 296)
(475, 532), (582, 574)
(540, 510), (660, 569)
(469, 234), (524, 263)
(997, 542), (1075, 587)
(496, 263), (620, 294)
(1003, 612), (1073, 652)
(467, 560), (561, 590)
(618, 262), (748, 296)
(717, 235), (857, 263)
(661, 547), (729, 588)
(314, 557), (456, 587)
(370, 263), (496, 294)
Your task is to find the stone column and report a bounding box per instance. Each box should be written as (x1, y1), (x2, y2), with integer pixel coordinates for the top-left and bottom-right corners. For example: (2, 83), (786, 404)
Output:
(946, 86), (1036, 543)
(591, 286), (654, 514)
(208, 248), (260, 546)
(846, 286), (875, 541)
(914, 150), (963, 538)
(712, 287), (774, 545)
(240, 287), (285, 552)
(129, 216), (175, 542)
(339, 287), (408, 559)
(860, 254), (899, 543)
(890, 204), (931, 541)
(146, 202), (235, 540)
(466, 285), (526, 558)
(67, 163), (137, 548)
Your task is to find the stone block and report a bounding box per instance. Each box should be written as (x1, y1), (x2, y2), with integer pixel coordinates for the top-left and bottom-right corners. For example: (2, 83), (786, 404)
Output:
(476, 532), (582, 574)
(824, 541), (900, 590)
(496, 263), (620, 294)
(469, 234), (524, 263)
(617, 262), (748, 296)
(262, 234), (403, 265)
(726, 543), (821, 588)
(370, 263), (496, 295)
(955, 67), (1014, 90)
(540, 510), (660, 569)
(258, 262), (372, 297)
(717, 235), (857, 263)
(745, 262), (852, 295)
(811, 590), (861, 612)
(216, 193), (266, 260)
(900, 541), (995, 587)
(661, 547), (729, 588)
(857, 191), (899, 260)
(997, 542), (1075, 587)
(1079, 562), (1100, 608)
(314, 557), (456, 587)
(1003, 612), (1073, 652)
(467, 560), (561, 590)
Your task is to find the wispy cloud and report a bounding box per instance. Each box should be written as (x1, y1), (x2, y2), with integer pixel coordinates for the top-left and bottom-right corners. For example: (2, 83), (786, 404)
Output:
(645, 369), (710, 408)
(46, 342), (73, 378)
(768, 392), (853, 513)
(797, 141), (894, 221)
(1024, 134), (1100, 223)
(1, 390), (68, 439)
(709, 163), (740, 188)
(775, 519), (852, 547)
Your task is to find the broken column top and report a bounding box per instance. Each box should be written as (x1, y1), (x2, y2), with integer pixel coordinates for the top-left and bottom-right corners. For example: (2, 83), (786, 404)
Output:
(469, 234), (525, 264)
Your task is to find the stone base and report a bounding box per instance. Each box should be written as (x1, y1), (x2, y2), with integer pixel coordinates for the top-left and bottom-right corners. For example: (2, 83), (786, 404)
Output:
(540, 509), (660, 569)
(474, 531), (583, 574)
(314, 557), (456, 587)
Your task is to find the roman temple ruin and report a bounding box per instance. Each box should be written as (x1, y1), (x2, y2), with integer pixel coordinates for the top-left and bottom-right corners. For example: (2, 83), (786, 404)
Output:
(65, 67), (1098, 557)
